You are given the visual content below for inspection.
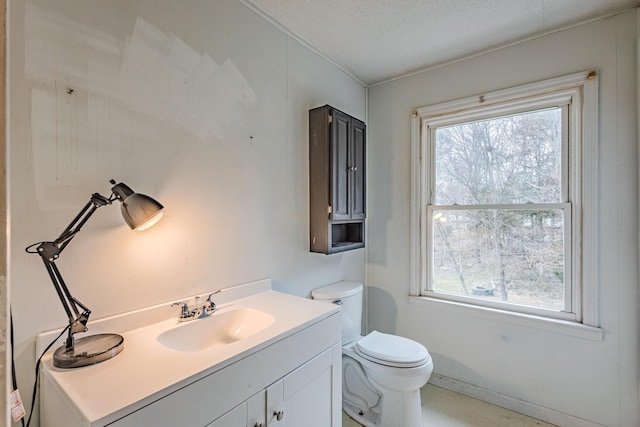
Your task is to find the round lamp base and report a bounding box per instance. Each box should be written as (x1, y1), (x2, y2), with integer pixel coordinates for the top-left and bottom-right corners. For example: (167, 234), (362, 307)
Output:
(53, 333), (124, 369)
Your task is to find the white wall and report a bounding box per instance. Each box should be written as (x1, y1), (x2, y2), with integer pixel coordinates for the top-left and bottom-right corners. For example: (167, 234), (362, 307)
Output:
(367, 10), (638, 427)
(7, 0), (365, 423)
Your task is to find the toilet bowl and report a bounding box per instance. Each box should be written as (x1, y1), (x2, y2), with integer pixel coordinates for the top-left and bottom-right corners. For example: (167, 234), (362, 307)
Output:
(312, 281), (433, 427)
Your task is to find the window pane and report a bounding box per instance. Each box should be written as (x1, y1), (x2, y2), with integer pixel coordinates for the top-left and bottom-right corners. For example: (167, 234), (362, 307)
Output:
(431, 208), (565, 311)
(434, 108), (562, 205)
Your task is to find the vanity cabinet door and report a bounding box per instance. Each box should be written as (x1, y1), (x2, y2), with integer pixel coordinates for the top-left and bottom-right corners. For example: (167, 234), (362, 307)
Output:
(206, 402), (247, 427)
(265, 345), (340, 426)
(247, 391), (267, 427)
(206, 391), (266, 427)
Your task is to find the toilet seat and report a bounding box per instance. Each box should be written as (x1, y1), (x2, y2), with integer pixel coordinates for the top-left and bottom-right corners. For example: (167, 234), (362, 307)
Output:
(355, 331), (430, 368)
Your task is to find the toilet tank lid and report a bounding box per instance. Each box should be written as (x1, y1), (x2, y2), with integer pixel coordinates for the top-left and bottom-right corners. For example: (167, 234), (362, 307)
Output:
(311, 281), (363, 299)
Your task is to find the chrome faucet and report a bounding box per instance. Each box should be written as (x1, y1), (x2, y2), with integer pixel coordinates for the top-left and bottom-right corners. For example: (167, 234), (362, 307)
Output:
(171, 291), (220, 322)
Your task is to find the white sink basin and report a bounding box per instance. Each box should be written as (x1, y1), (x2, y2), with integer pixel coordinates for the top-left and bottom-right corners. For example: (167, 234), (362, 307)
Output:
(157, 307), (275, 352)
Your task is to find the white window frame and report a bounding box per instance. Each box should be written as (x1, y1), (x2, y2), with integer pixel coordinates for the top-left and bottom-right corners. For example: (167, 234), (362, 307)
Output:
(410, 71), (600, 332)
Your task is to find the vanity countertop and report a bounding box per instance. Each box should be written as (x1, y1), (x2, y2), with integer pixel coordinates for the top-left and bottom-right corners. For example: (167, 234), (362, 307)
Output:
(39, 279), (340, 425)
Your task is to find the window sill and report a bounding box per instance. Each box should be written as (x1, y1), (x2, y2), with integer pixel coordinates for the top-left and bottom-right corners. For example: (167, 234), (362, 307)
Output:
(408, 296), (604, 341)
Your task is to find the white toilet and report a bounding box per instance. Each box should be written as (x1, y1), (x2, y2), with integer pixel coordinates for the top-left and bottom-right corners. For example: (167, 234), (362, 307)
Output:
(312, 281), (433, 427)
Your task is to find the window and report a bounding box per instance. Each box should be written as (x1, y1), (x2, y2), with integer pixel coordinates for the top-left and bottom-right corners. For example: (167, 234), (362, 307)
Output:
(410, 71), (599, 326)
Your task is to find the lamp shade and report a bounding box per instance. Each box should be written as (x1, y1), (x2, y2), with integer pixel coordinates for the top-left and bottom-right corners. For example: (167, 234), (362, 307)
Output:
(111, 182), (164, 230)
(121, 193), (164, 230)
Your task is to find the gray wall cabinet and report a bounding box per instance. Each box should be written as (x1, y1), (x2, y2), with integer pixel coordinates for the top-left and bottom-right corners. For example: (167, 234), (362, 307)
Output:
(309, 105), (366, 254)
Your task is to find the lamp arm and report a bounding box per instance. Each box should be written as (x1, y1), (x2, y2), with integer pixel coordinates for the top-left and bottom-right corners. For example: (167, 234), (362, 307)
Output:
(42, 258), (91, 350)
(25, 191), (114, 351)
(53, 192), (113, 254)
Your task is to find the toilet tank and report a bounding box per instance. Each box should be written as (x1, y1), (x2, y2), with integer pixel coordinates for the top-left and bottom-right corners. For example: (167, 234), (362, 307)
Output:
(311, 281), (363, 345)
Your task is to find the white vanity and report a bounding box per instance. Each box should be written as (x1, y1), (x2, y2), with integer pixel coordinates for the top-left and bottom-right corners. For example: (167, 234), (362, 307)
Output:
(39, 279), (342, 426)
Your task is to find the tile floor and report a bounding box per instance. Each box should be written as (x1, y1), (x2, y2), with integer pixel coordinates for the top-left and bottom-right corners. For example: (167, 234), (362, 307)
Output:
(342, 384), (557, 427)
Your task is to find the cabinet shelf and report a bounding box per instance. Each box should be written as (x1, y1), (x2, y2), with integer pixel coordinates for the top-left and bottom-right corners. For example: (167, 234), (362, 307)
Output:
(329, 222), (364, 253)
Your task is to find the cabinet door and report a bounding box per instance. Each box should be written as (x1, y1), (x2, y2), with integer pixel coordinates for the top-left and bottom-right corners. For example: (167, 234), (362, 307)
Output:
(248, 391), (267, 427)
(349, 118), (366, 220)
(266, 347), (339, 426)
(206, 390), (266, 427)
(331, 109), (351, 221)
(206, 402), (247, 427)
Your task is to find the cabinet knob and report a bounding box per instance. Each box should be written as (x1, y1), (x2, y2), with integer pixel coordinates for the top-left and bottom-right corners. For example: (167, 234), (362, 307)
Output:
(274, 410), (284, 421)
(348, 166), (358, 171)
(254, 423), (264, 427)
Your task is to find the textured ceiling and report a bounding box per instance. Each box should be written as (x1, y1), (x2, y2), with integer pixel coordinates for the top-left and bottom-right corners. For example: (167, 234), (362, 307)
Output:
(245, 0), (639, 85)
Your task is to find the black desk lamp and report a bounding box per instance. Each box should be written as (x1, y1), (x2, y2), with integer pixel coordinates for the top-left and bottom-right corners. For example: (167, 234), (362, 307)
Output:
(25, 179), (164, 368)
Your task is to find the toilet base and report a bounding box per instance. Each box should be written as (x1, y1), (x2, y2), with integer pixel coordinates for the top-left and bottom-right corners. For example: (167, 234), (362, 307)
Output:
(343, 387), (423, 427)
(343, 400), (380, 427)
(341, 338), (431, 427)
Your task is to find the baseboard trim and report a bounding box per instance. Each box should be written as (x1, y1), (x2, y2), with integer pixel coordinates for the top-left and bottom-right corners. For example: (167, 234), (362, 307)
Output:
(429, 374), (607, 427)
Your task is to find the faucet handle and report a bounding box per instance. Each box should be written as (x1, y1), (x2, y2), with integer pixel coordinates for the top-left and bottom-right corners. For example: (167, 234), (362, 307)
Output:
(171, 302), (190, 318)
(206, 290), (220, 311)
